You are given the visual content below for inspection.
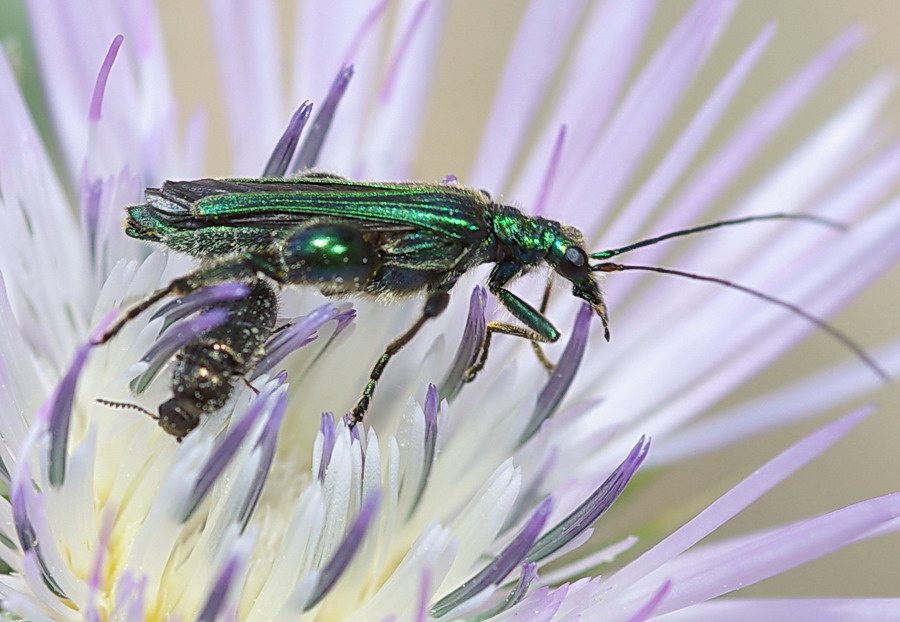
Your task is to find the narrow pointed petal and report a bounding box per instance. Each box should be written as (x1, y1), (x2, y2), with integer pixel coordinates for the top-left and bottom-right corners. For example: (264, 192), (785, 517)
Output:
(431, 497), (553, 619)
(263, 101), (313, 178)
(520, 303), (592, 444)
(603, 408), (873, 596)
(528, 436), (648, 563)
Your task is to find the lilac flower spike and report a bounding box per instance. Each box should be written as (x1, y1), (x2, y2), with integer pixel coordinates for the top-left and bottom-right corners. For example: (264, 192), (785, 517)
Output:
(2, 2), (899, 620)
(431, 498), (554, 619)
(262, 100), (313, 177)
(520, 302), (592, 444)
(440, 285), (487, 400)
(305, 491), (382, 610)
(196, 551), (243, 622)
(88, 34), (123, 122)
(295, 64), (354, 171)
(129, 307), (229, 394)
(528, 436), (650, 563)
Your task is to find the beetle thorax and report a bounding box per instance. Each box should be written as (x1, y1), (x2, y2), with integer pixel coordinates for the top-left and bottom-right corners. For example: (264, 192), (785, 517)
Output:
(489, 204), (565, 267)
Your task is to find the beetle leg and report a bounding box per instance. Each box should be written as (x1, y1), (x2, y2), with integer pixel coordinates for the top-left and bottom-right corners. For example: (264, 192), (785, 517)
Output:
(465, 264), (561, 383)
(530, 279), (556, 373)
(349, 289), (451, 427)
(95, 253), (278, 345)
(464, 320), (556, 383)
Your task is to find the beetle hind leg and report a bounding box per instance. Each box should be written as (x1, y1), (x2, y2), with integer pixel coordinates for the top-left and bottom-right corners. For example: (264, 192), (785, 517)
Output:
(464, 321), (555, 383)
(529, 279), (556, 373)
(349, 289), (451, 427)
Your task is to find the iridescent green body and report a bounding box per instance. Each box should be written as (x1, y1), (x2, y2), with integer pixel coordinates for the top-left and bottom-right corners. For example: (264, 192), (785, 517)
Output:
(117, 174), (608, 425)
(104, 172), (875, 433)
(126, 176), (606, 335)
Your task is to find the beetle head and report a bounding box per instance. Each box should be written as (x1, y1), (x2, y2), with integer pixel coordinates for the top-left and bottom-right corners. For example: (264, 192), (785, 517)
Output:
(547, 224), (610, 340)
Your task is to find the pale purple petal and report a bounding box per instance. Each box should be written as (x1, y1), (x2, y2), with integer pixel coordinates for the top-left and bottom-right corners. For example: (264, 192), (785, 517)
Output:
(360, 0), (445, 178)
(151, 282), (250, 327)
(239, 391), (288, 530)
(208, 0), (283, 172)
(653, 335), (900, 466)
(601, 22), (775, 247)
(414, 568), (430, 622)
(565, 0), (739, 233)
(503, 584), (566, 621)
(182, 387), (275, 522)
(252, 303), (349, 380)
(478, 561), (539, 618)
(532, 125), (567, 217)
(317, 412), (336, 481)
(88, 34), (124, 122)
(628, 581), (671, 622)
(621, 27), (864, 278)
(501, 449), (557, 534)
(656, 599), (900, 621)
(112, 571), (148, 622)
(11, 473), (67, 599)
(469, 0), (586, 190)
(512, 0), (656, 205)
(291, 0), (387, 111)
(596, 188), (900, 454)
(83, 510), (113, 622)
(602, 408), (873, 597)
(80, 176), (103, 261)
(197, 552), (244, 622)
(408, 384), (439, 517)
(616, 493), (900, 616)
(520, 303), (592, 444)
(431, 497), (553, 618)
(527, 436), (648, 563)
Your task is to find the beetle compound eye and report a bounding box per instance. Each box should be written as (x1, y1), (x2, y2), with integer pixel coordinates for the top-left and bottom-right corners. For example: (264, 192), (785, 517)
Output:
(558, 246), (589, 281)
(283, 224), (376, 289)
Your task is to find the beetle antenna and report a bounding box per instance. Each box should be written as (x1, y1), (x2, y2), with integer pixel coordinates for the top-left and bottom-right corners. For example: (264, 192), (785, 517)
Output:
(591, 213), (843, 261)
(93, 286), (175, 345)
(95, 398), (157, 419)
(592, 261), (890, 382)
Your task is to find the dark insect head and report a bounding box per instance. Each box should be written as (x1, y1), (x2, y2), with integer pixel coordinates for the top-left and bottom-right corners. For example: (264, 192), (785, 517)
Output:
(545, 223), (610, 339)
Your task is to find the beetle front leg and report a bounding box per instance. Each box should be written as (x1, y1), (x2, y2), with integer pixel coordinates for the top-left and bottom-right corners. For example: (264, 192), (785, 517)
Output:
(465, 264), (560, 383)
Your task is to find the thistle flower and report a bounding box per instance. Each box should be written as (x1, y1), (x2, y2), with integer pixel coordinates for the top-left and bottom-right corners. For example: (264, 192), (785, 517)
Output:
(0, 1), (899, 621)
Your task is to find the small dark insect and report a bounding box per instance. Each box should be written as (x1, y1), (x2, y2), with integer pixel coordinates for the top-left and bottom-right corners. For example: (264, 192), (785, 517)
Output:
(99, 280), (277, 440)
(96, 101), (886, 437)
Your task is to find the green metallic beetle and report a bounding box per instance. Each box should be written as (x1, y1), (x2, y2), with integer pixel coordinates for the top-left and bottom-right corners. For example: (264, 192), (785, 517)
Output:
(98, 171), (883, 430)
(102, 174), (611, 425)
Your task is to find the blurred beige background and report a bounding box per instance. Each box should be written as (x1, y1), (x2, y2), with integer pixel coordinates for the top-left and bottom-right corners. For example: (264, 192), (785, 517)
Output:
(5, 0), (900, 599)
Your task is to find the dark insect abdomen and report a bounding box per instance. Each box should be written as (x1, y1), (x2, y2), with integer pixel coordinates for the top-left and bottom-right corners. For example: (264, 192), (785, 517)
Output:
(158, 280), (278, 438)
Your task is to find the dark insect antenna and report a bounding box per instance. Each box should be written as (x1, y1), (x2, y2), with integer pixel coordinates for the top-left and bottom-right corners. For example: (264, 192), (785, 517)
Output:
(95, 398), (158, 420)
(589, 214), (889, 381)
(590, 213), (844, 261)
